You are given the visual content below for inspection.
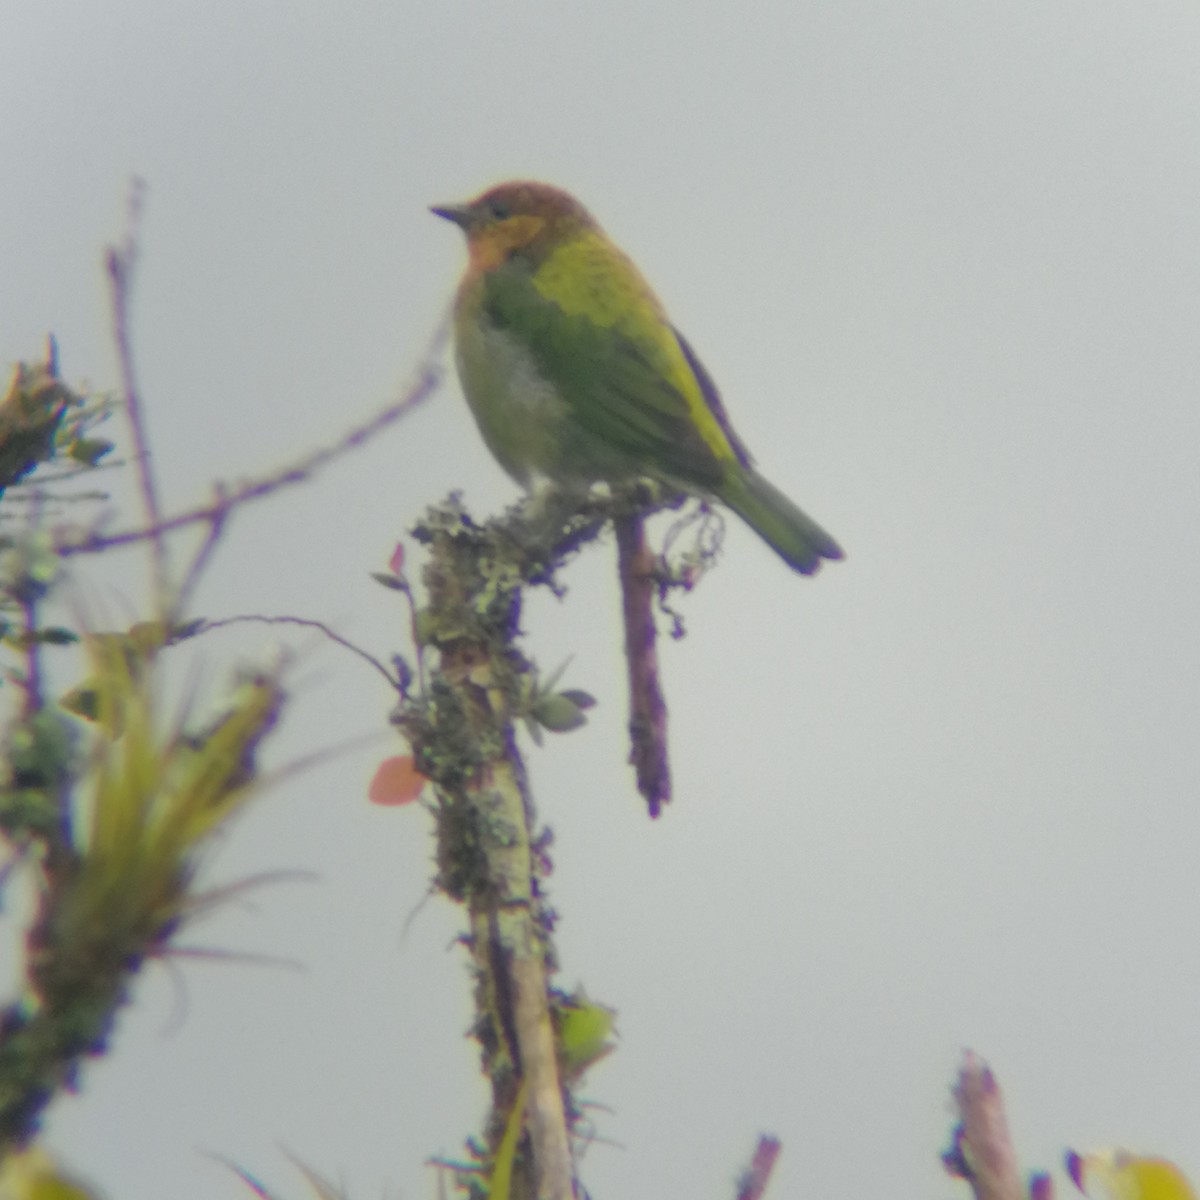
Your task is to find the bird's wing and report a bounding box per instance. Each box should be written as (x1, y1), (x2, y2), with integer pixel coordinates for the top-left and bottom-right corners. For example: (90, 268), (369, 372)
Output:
(480, 250), (737, 489)
(672, 327), (753, 469)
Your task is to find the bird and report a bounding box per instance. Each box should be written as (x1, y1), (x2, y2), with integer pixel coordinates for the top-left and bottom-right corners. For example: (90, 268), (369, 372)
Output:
(431, 181), (843, 575)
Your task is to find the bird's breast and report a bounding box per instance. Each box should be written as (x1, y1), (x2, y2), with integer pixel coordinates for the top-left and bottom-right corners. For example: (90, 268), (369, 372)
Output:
(454, 310), (576, 487)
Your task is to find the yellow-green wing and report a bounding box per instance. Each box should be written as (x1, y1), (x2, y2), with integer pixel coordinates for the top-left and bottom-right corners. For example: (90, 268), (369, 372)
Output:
(479, 244), (740, 489)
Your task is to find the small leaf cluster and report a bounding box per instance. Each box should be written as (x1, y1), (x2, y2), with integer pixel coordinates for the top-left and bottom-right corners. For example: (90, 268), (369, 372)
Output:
(0, 354), (114, 498)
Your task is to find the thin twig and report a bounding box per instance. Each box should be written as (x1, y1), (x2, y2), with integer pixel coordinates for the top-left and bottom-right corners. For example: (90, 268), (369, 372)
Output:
(105, 178), (170, 610)
(615, 513), (671, 816)
(175, 486), (229, 615)
(58, 345), (443, 560)
(7, 464), (121, 490)
(181, 868), (323, 924)
(944, 1051), (1028, 1200)
(164, 945), (309, 971)
(196, 614), (400, 690)
(736, 1135), (782, 1200)
(396, 575), (427, 693)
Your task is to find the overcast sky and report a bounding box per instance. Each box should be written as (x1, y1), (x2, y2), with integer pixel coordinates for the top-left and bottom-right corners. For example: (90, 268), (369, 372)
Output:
(4, 2), (1200, 1198)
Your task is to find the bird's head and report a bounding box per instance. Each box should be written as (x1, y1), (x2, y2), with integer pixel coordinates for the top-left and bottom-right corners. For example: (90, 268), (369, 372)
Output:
(432, 181), (597, 270)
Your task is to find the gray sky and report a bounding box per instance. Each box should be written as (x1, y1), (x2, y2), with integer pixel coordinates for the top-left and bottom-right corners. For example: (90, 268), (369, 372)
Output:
(4, 2), (1200, 1197)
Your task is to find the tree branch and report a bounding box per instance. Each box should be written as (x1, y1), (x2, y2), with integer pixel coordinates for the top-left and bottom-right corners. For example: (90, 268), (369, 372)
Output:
(736, 1135), (782, 1200)
(58, 320), (447, 562)
(944, 1051), (1036, 1200)
(105, 178), (170, 609)
(615, 513), (671, 816)
(397, 489), (685, 1198)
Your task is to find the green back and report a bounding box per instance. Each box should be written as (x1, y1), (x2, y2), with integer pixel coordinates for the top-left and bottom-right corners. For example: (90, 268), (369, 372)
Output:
(479, 255), (738, 491)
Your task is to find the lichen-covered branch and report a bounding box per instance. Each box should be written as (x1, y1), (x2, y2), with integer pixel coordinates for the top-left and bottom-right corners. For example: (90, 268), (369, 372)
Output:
(398, 490), (661, 1199)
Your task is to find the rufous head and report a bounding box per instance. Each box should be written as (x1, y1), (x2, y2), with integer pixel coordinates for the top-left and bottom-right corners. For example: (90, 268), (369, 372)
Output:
(432, 181), (597, 270)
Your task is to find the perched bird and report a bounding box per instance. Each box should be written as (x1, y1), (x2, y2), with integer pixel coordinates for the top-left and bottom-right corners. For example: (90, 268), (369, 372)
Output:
(432, 182), (843, 574)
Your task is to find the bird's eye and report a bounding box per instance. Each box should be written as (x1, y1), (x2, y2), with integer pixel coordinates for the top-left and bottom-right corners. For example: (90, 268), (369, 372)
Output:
(486, 199), (512, 220)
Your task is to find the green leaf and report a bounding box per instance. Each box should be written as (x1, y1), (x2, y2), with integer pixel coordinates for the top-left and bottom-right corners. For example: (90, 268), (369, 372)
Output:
(557, 994), (617, 1081)
(370, 571), (407, 591)
(530, 691), (589, 734)
(59, 687), (100, 721)
(67, 436), (114, 466)
(33, 627), (79, 646)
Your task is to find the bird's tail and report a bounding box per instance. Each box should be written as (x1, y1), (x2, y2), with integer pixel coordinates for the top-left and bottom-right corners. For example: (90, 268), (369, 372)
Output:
(719, 465), (844, 575)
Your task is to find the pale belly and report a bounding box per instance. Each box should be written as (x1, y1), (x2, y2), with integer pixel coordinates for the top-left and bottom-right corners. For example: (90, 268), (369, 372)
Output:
(455, 317), (642, 489)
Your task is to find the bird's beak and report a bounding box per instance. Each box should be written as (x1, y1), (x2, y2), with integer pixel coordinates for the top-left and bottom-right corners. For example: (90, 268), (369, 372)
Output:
(430, 202), (473, 229)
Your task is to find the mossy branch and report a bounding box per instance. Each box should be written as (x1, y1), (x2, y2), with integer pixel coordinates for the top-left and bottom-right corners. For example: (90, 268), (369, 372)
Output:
(397, 489), (665, 1199)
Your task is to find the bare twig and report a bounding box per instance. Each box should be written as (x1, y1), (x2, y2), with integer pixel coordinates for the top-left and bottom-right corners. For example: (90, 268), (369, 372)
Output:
(195, 614), (401, 690)
(736, 1135), (782, 1200)
(396, 573), (427, 693)
(174, 486), (229, 615)
(105, 178), (169, 610)
(944, 1051), (1030, 1200)
(615, 513), (671, 816)
(59, 319), (447, 561)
